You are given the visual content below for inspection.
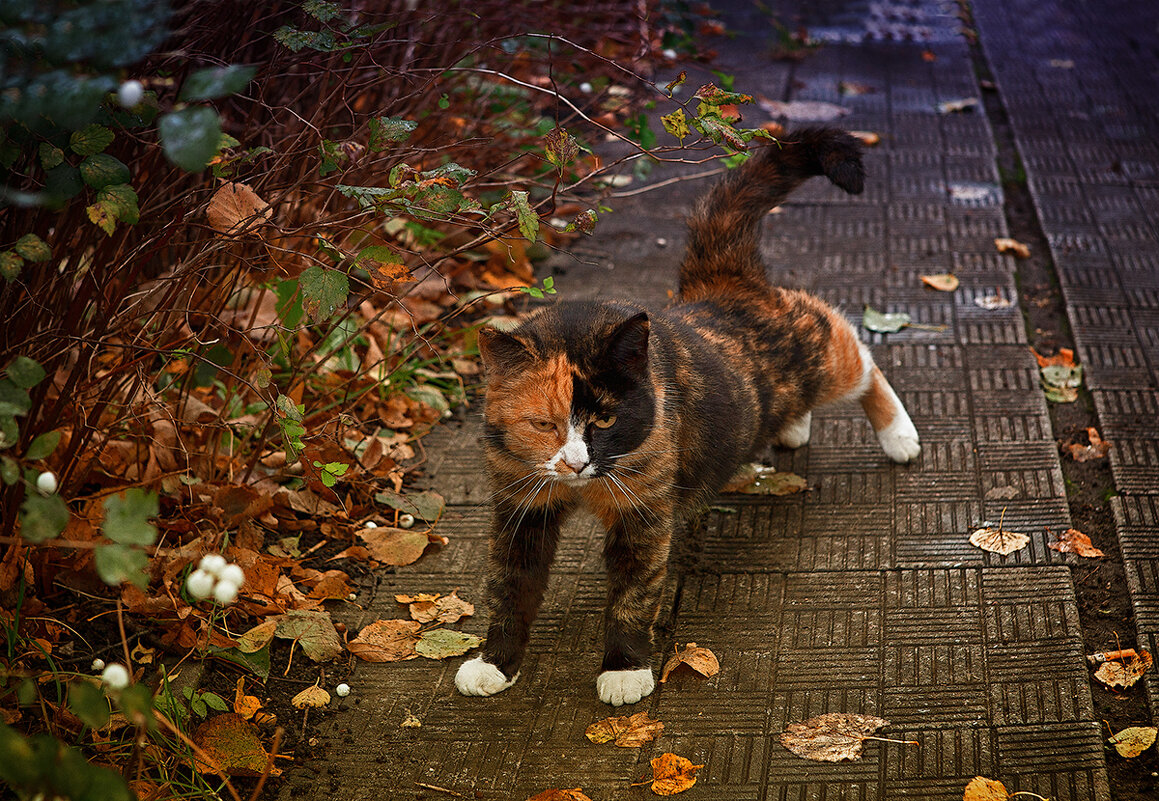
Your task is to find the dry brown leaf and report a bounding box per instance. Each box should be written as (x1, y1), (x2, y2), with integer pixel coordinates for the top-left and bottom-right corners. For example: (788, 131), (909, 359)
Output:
(233, 677), (262, 720)
(920, 273), (959, 292)
(207, 182), (271, 235)
(192, 713), (280, 777)
(1048, 528), (1104, 558)
(1094, 650), (1153, 690)
(396, 590), (475, 623)
(659, 642), (720, 683)
(291, 684), (330, 709)
(236, 619), (278, 654)
(1064, 427), (1112, 462)
(973, 294), (1013, 310)
(994, 237), (1030, 258)
(526, 790), (593, 801)
(963, 776), (1010, 801)
(969, 526), (1029, 556)
(348, 619), (422, 662)
(585, 711), (664, 747)
(649, 753), (703, 796)
(779, 713), (890, 762)
(1107, 726), (1157, 758)
(358, 526), (434, 566)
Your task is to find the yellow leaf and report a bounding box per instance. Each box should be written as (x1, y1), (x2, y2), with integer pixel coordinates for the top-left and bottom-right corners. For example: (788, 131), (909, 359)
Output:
(291, 684), (330, 709)
(584, 711), (664, 747)
(963, 776), (1009, 800)
(650, 753), (703, 796)
(1107, 726), (1157, 758)
(994, 237), (1030, 258)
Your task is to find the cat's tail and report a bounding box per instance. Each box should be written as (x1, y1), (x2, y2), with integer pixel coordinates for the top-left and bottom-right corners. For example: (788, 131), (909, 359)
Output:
(678, 127), (864, 298)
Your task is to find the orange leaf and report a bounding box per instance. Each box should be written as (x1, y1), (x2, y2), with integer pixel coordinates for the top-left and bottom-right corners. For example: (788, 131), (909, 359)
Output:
(585, 711), (664, 747)
(233, 677), (262, 720)
(963, 776), (1010, 800)
(206, 182), (271, 235)
(919, 273), (959, 292)
(358, 526), (433, 566)
(650, 753), (703, 796)
(1048, 528), (1104, 558)
(1064, 427), (1112, 462)
(1030, 346), (1076, 368)
(659, 642), (720, 682)
(525, 791), (593, 801)
(348, 619), (421, 662)
(994, 237), (1030, 258)
(1094, 650), (1152, 690)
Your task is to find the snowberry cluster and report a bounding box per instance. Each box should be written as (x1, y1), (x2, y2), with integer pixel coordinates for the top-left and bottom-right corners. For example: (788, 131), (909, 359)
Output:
(185, 554), (245, 604)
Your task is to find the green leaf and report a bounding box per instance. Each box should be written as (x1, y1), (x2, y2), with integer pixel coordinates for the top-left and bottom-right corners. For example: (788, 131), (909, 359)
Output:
(415, 629), (482, 659)
(19, 493), (69, 543)
(509, 190), (538, 243)
(0, 252), (22, 282)
(95, 184), (140, 225)
(94, 543), (149, 589)
(208, 643), (271, 680)
(25, 430), (60, 460)
(692, 83), (754, 106)
(6, 356), (45, 389)
(44, 163), (85, 200)
(273, 25), (336, 52)
(13, 234), (49, 263)
(304, 0), (342, 21)
(0, 415), (17, 450)
(102, 488), (158, 546)
(275, 278), (305, 329)
(0, 378), (32, 416)
(38, 143), (64, 170)
(179, 65), (257, 102)
(299, 266), (349, 322)
(273, 609), (344, 661)
(159, 106), (223, 172)
(694, 114), (747, 150)
(542, 275), (556, 294)
(861, 305), (911, 334)
(69, 124), (115, 156)
(1, 457), (18, 485)
(437, 93), (450, 109)
(661, 108), (690, 142)
(69, 681), (110, 729)
(201, 691), (230, 712)
(368, 116), (417, 150)
(79, 154), (130, 189)
(86, 201), (117, 236)
(374, 489), (446, 522)
(543, 127), (579, 169)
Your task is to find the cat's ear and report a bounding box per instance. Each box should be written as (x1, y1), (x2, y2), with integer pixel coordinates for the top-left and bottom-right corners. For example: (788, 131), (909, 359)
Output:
(605, 311), (650, 371)
(478, 327), (532, 376)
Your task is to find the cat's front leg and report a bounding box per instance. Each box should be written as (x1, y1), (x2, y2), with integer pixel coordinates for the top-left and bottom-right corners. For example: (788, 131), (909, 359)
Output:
(597, 514), (672, 706)
(455, 502), (568, 698)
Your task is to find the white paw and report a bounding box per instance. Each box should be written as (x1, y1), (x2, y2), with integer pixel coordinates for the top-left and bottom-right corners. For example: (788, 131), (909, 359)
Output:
(596, 668), (655, 706)
(455, 656), (518, 697)
(778, 412), (812, 448)
(878, 413), (921, 463)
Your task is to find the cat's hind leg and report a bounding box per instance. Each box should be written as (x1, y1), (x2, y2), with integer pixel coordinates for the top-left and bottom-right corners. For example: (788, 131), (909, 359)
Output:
(860, 364), (920, 463)
(776, 411), (812, 448)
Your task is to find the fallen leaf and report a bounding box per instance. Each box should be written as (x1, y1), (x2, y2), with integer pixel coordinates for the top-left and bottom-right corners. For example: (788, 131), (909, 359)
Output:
(375, 488), (446, 522)
(963, 776), (1010, 801)
(585, 712), (664, 747)
(1107, 726), (1157, 758)
(348, 619), (421, 662)
(973, 295), (1013, 310)
(291, 684), (330, 709)
(1031, 346), (1076, 368)
(757, 97), (850, 121)
(206, 182), (271, 235)
(236, 620), (278, 654)
(272, 610), (344, 662)
(397, 590), (475, 624)
(1095, 650), (1152, 690)
(414, 628), (482, 660)
(920, 273), (959, 292)
(938, 97), (979, 114)
(724, 463), (808, 495)
(862, 305), (911, 333)
(400, 711), (422, 728)
(969, 525), (1030, 556)
(192, 713), (280, 777)
(994, 237), (1030, 258)
(358, 526), (435, 566)
(1040, 363), (1083, 403)
(1049, 528), (1104, 558)
(233, 687), (262, 720)
(1064, 427), (1111, 462)
(650, 753), (703, 796)
(526, 790), (593, 801)
(837, 81), (876, 96)
(660, 642), (720, 682)
(779, 712), (890, 762)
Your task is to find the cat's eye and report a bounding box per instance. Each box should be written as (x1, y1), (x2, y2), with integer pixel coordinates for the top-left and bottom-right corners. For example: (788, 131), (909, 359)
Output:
(530, 419), (556, 432)
(593, 415), (617, 429)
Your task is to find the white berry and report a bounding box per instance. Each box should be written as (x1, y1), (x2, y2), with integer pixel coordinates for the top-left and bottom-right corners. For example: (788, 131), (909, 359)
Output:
(398, 513), (415, 529)
(117, 80), (144, 108)
(91, 658), (106, 671)
(36, 471), (57, 495)
(218, 563), (245, 588)
(101, 663), (130, 690)
(198, 554), (227, 576)
(335, 683), (350, 697)
(364, 521), (378, 529)
(213, 579), (239, 605)
(185, 569), (215, 600)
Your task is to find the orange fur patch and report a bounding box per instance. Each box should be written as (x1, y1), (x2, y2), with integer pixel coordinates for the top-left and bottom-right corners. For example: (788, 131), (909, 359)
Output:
(859, 366), (898, 431)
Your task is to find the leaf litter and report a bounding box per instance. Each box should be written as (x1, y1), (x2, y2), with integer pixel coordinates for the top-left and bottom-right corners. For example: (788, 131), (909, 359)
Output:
(1063, 427), (1111, 462)
(722, 463), (807, 495)
(962, 776), (1049, 801)
(779, 713), (911, 762)
(648, 753), (703, 796)
(585, 711), (664, 747)
(395, 590), (474, 623)
(659, 642), (720, 682)
(969, 507), (1030, 556)
(1094, 649), (1152, 690)
(1107, 726), (1157, 758)
(1048, 528), (1104, 558)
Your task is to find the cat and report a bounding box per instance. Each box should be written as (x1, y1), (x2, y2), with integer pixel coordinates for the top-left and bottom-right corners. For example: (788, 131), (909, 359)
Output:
(455, 127), (920, 706)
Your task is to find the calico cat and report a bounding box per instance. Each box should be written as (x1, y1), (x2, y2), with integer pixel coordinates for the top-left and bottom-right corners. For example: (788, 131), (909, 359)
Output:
(455, 127), (920, 706)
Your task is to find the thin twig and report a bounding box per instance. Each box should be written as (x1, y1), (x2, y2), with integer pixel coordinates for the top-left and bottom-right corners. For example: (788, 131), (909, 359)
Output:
(414, 783), (464, 798)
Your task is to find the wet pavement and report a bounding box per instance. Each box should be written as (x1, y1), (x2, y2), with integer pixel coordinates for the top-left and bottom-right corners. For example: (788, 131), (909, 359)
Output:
(278, 1), (1159, 798)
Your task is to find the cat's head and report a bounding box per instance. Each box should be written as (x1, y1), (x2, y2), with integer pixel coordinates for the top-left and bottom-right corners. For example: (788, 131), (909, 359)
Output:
(478, 302), (655, 486)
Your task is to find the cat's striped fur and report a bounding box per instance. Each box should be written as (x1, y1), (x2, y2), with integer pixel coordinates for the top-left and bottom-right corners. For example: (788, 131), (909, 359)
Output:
(456, 128), (919, 706)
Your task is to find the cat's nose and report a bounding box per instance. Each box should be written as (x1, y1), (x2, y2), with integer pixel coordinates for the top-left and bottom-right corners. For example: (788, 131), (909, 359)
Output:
(564, 455), (589, 473)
